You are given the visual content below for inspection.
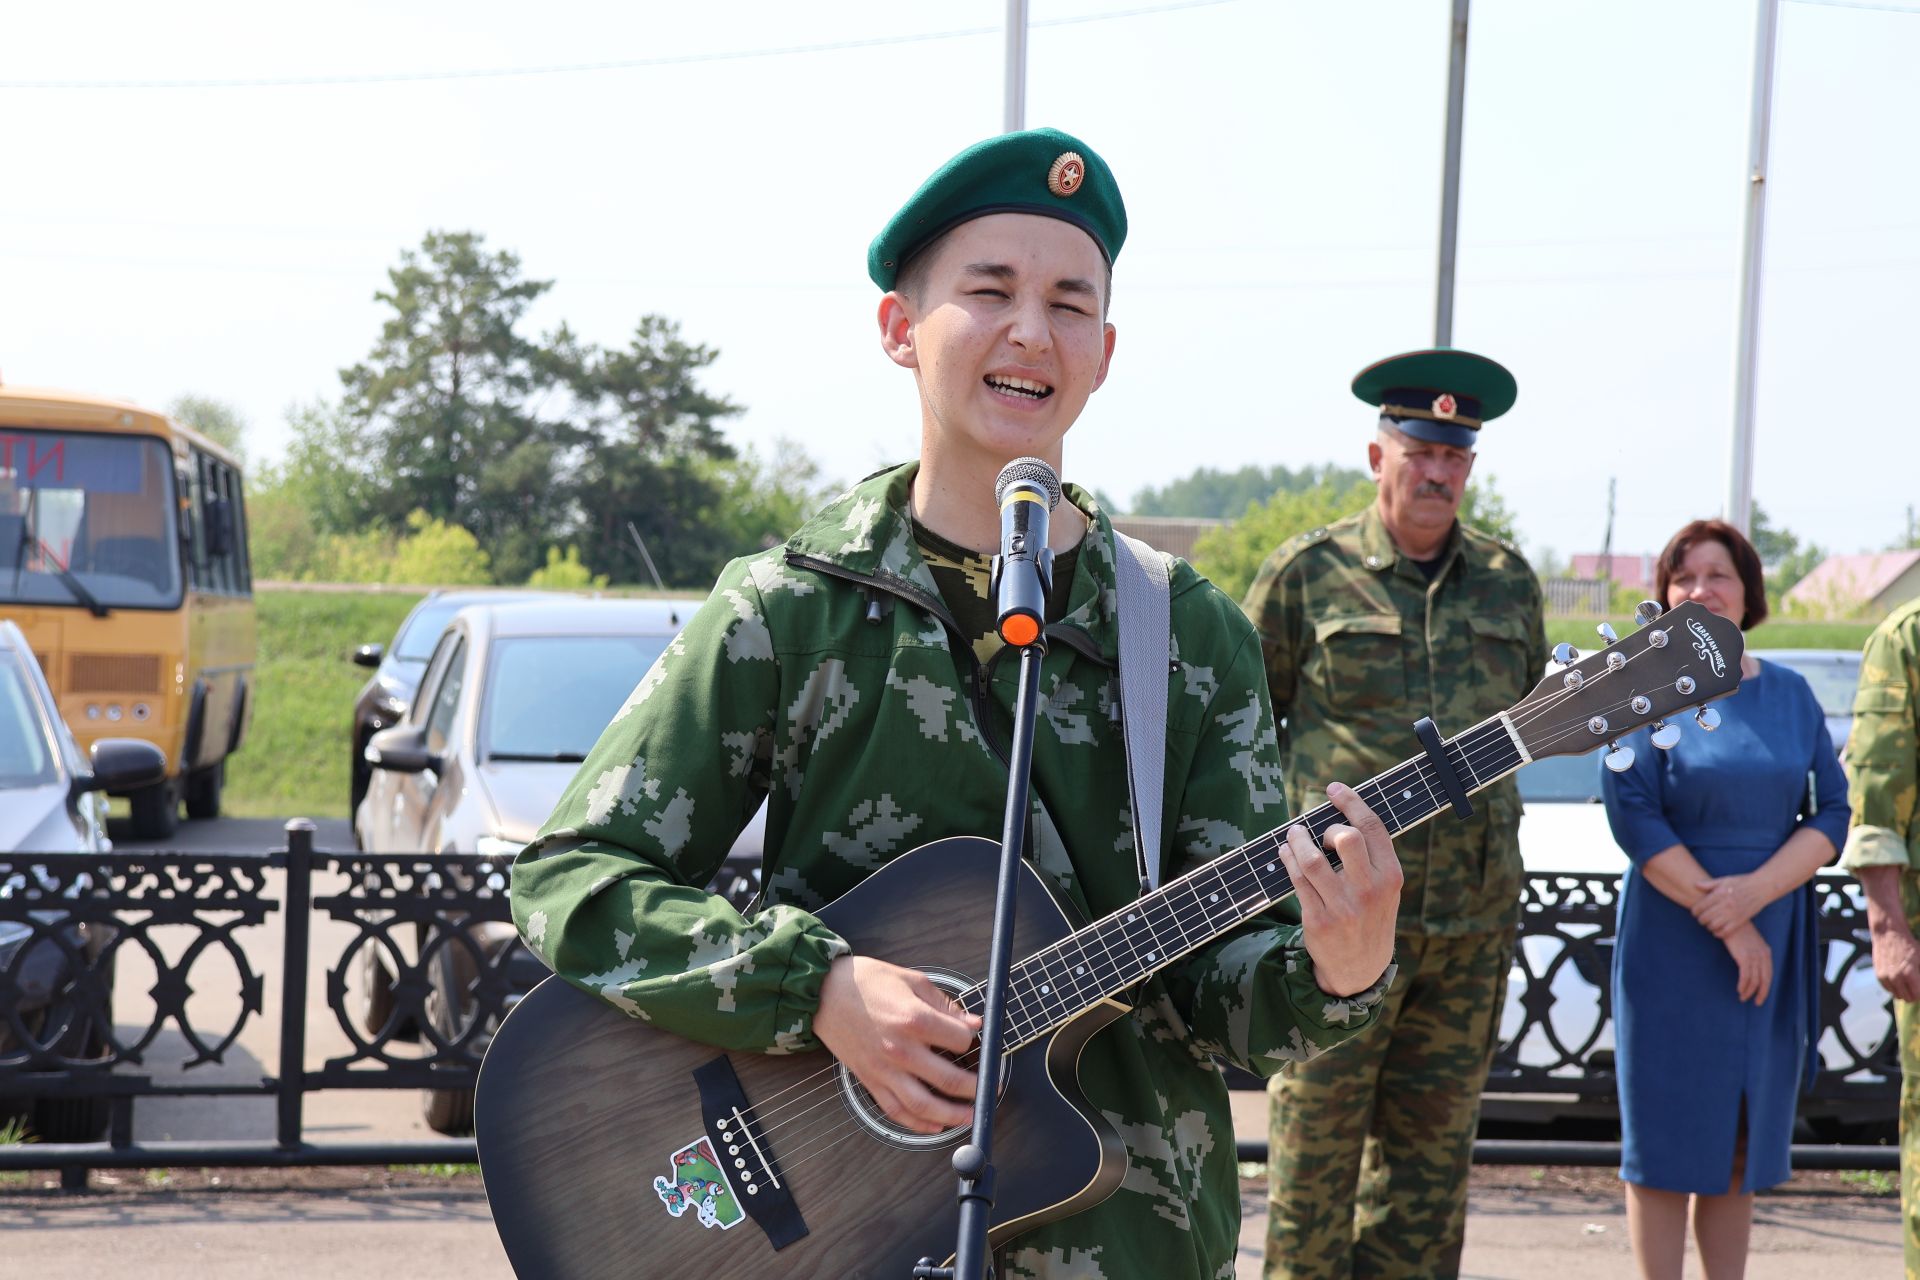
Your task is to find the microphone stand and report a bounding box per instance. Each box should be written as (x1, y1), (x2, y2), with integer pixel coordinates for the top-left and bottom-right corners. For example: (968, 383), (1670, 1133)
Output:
(914, 577), (1049, 1280)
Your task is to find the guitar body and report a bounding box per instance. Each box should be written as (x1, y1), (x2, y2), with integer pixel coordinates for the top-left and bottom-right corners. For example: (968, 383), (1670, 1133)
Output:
(476, 836), (1131, 1279)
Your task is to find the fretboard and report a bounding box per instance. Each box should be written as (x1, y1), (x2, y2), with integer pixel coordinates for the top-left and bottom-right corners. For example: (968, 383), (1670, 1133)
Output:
(954, 714), (1529, 1047)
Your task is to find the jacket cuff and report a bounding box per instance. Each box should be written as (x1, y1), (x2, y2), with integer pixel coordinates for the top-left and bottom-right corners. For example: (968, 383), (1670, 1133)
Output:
(1278, 955), (1395, 1045)
(1841, 825), (1912, 872)
(765, 912), (853, 1055)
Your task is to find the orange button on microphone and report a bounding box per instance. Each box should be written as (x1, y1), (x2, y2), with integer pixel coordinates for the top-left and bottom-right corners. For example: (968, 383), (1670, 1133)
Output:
(999, 613), (1041, 648)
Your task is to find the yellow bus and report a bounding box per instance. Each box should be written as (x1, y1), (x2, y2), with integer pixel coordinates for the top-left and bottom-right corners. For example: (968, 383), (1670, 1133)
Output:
(0, 382), (256, 838)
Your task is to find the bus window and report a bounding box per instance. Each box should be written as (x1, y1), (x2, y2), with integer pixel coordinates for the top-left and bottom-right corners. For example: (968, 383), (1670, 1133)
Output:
(0, 429), (183, 610)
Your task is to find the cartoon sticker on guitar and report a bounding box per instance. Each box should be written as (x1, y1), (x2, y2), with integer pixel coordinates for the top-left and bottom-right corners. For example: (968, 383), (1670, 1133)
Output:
(652, 1137), (746, 1230)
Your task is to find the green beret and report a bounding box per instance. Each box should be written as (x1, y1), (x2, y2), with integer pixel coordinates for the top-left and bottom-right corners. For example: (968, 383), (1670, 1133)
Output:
(868, 127), (1127, 291)
(1351, 348), (1518, 448)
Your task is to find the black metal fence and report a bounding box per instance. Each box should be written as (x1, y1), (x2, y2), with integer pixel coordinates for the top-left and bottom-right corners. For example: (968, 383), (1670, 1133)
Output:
(1, 824), (1901, 1186)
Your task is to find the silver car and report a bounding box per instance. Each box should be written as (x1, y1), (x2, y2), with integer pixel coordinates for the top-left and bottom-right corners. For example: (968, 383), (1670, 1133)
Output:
(0, 619), (165, 1140)
(354, 597), (763, 1133)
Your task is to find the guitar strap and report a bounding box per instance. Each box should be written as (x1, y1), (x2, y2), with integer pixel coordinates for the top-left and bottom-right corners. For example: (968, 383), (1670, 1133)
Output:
(1112, 530), (1171, 895)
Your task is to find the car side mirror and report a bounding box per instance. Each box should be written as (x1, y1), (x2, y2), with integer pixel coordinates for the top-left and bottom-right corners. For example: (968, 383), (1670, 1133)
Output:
(367, 724), (438, 775)
(352, 643), (384, 668)
(74, 738), (168, 797)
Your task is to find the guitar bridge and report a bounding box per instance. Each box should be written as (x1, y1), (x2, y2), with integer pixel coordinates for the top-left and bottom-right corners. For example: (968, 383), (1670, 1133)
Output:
(692, 1054), (809, 1250)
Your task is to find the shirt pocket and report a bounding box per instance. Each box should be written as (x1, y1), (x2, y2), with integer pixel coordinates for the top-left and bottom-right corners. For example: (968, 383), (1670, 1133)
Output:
(1468, 614), (1535, 704)
(1311, 613), (1406, 712)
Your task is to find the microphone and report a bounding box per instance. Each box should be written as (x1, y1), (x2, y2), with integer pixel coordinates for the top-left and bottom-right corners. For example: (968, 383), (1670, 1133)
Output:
(991, 457), (1062, 650)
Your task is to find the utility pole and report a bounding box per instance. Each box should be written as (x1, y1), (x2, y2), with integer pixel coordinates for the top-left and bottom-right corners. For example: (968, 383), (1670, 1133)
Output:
(1727, 0), (1781, 536)
(1003, 0), (1029, 133)
(1434, 0), (1471, 346)
(1600, 477), (1616, 584)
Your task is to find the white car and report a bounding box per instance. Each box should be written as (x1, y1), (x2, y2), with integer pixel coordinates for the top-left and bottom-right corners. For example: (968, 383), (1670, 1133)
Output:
(0, 619), (165, 1140)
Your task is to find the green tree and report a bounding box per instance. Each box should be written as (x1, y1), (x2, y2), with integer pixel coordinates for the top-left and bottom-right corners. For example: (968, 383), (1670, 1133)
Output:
(1189, 477), (1376, 600)
(527, 545), (609, 590)
(339, 230), (582, 582)
(1457, 475), (1521, 546)
(1749, 502), (1824, 602)
(566, 316), (744, 586)
(1130, 463), (1368, 518)
(168, 393), (249, 464)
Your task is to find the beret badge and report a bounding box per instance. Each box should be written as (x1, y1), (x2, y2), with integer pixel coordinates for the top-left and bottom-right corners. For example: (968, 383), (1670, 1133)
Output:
(1047, 151), (1086, 198)
(1432, 392), (1459, 419)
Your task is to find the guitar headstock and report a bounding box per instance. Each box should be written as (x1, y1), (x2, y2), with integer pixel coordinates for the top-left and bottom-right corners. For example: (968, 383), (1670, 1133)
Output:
(1508, 599), (1745, 770)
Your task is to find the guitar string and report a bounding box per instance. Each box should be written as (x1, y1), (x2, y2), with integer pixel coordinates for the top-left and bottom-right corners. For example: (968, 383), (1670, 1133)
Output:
(727, 669), (1663, 1148)
(704, 639), (1720, 1164)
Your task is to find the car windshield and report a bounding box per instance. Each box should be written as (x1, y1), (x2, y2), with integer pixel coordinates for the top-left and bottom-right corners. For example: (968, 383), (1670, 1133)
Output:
(1758, 652), (1860, 719)
(482, 635), (674, 762)
(0, 656), (57, 787)
(0, 429), (182, 610)
(1516, 751), (1604, 804)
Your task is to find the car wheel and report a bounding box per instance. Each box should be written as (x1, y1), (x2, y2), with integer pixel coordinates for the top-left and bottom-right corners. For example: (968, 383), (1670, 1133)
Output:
(420, 936), (483, 1135)
(128, 779), (179, 840)
(356, 943), (399, 1038)
(184, 761), (224, 821)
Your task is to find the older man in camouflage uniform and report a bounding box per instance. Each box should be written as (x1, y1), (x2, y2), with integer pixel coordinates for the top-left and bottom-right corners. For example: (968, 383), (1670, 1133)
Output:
(1244, 349), (1548, 1279)
(511, 128), (1404, 1280)
(1841, 597), (1920, 1276)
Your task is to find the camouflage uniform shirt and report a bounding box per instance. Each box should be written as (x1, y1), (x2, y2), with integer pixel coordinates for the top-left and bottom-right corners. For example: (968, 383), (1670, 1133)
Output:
(1239, 503), (1548, 936)
(1841, 597), (1920, 878)
(512, 462), (1389, 1280)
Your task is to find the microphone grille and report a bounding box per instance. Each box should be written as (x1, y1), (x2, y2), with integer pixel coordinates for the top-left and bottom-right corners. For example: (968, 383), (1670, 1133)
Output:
(994, 457), (1062, 509)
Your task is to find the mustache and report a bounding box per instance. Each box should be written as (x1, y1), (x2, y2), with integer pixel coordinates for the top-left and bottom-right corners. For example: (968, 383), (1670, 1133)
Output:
(1413, 482), (1456, 501)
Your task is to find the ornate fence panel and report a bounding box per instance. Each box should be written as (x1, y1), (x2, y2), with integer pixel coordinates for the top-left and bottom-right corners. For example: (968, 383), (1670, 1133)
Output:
(0, 831), (1898, 1180)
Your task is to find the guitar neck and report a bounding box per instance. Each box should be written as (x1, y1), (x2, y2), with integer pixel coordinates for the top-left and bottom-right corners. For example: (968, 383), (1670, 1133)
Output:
(956, 713), (1531, 1047)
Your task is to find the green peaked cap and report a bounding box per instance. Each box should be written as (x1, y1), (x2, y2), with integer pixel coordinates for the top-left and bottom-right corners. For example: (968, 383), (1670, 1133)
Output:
(1350, 348), (1518, 448)
(868, 127), (1127, 291)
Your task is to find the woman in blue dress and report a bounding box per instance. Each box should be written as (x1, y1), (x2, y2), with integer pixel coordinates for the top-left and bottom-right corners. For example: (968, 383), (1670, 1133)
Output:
(1601, 518), (1850, 1280)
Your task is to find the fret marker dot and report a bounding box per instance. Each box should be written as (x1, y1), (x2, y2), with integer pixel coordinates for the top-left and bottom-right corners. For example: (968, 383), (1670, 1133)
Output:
(1402, 790), (1413, 800)
(1210, 893), (1220, 904)
(1075, 966), (1086, 976)
(1146, 952), (1157, 962)
(1040, 984), (1050, 994)
(1267, 863), (1276, 873)
(1127, 913), (1137, 923)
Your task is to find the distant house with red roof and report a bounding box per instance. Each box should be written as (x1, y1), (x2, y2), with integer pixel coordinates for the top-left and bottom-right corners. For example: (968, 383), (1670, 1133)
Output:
(1785, 550), (1920, 618)
(1570, 553), (1656, 593)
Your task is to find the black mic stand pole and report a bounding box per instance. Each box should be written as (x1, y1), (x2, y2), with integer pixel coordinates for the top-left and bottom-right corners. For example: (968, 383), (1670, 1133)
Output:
(914, 573), (1049, 1280)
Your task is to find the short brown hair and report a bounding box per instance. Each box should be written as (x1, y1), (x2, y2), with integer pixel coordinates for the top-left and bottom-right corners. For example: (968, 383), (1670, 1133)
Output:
(1654, 518), (1769, 629)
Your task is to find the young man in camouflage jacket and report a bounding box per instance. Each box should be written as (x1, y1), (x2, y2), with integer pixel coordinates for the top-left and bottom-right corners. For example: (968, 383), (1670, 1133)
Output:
(1840, 597), (1920, 1276)
(512, 128), (1403, 1280)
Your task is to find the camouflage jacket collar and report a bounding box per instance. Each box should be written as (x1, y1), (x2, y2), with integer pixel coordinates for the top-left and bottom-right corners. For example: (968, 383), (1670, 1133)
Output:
(782, 461), (1131, 661)
(1357, 501), (1471, 582)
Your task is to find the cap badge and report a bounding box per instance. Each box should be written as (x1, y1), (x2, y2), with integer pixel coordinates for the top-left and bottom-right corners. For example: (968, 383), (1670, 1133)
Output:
(1432, 392), (1458, 419)
(1047, 152), (1086, 198)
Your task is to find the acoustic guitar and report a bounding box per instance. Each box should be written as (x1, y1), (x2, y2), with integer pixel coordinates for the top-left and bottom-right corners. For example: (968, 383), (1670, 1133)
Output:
(475, 600), (1743, 1279)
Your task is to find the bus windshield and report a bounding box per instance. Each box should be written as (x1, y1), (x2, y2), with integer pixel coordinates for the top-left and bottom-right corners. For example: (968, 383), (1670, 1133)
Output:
(1, 429), (182, 610)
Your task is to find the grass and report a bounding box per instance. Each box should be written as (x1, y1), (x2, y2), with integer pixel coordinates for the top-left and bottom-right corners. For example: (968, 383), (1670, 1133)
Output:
(1837, 1169), (1899, 1196)
(389, 1162), (481, 1178)
(1547, 617), (1873, 652)
(224, 589), (422, 820)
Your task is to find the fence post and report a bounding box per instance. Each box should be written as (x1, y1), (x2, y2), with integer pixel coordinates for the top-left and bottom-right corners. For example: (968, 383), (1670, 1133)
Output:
(276, 818), (315, 1152)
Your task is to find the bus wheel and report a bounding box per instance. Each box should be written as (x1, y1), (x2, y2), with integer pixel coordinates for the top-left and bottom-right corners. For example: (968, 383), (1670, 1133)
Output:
(129, 779), (180, 840)
(185, 761), (225, 821)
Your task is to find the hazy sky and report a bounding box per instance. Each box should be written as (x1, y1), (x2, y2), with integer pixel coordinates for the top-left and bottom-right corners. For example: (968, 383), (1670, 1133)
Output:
(5, 0), (1916, 565)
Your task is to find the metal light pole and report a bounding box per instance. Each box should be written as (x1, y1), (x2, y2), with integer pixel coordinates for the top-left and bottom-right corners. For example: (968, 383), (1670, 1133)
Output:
(1003, 0), (1029, 133)
(1726, 0), (1780, 537)
(1434, 0), (1471, 347)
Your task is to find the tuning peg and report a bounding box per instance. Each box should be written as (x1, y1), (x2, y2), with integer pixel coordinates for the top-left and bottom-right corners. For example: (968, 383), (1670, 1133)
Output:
(1552, 642), (1580, 665)
(1634, 600), (1664, 627)
(1650, 721), (1682, 750)
(1695, 707), (1721, 732)
(1604, 743), (1637, 773)
(1595, 622), (1618, 644)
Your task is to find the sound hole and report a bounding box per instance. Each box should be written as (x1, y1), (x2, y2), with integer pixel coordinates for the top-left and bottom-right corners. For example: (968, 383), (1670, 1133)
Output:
(835, 966), (997, 1151)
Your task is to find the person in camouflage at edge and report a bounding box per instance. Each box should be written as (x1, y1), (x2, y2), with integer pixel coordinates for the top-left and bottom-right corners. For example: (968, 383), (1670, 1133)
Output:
(1242, 350), (1548, 1280)
(1840, 597), (1920, 1277)
(510, 128), (1406, 1280)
